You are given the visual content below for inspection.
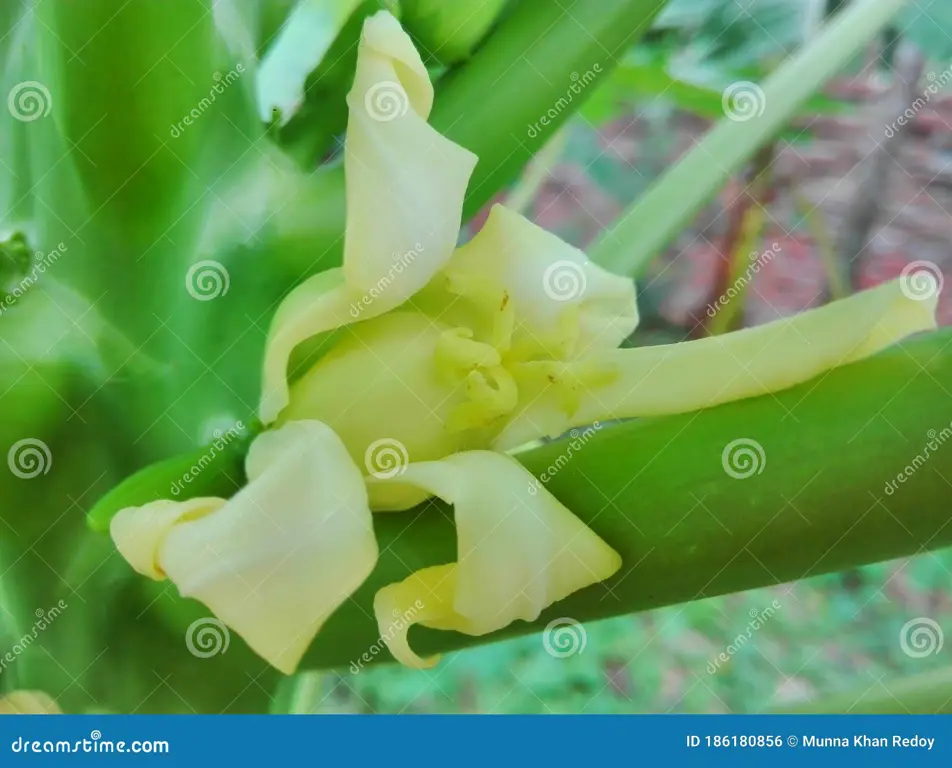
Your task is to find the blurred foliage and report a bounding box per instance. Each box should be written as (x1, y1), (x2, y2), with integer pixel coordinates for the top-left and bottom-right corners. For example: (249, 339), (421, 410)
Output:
(901, 0), (952, 60)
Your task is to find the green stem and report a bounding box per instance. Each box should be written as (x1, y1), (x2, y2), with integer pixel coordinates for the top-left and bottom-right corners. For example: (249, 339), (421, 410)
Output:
(294, 328), (952, 670)
(707, 202), (767, 336)
(772, 667), (952, 714)
(793, 187), (850, 300)
(588, 0), (910, 276)
(432, 0), (670, 220)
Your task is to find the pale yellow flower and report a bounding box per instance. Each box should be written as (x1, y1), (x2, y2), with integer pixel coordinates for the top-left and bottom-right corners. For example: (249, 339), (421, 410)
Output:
(0, 691), (61, 715)
(110, 10), (938, 673)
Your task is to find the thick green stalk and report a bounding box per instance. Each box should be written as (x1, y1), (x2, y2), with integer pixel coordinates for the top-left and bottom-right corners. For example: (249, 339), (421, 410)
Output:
(34, 0), (219, 248)
(288, 328), (952, 669)
(772, 668), (952, 714)
(589, 0), (910, 275)
(432, 0), (670, 220)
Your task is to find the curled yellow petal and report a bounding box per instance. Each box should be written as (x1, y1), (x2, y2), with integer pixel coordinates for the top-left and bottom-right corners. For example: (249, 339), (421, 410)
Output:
(111, 421), (378, 674)
(369, 451), (621, 665)
(259, 269), (357, 425)
(420, 205), (639, 360)
(111, 497), (225, 580)
(344, 10), (477, 309)
(372, 565), (457, 669)
(496, 279), (939, 448)
(260, 11), (478, 425)
(0, 691), (61, 715)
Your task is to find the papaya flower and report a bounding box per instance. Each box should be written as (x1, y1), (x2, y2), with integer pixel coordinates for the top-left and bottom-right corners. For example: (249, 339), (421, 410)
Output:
(110, 12), (938, 674)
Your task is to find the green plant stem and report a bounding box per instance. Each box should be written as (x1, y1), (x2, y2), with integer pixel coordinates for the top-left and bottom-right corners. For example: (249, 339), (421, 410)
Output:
(707, 202), (767, 335)
(283, 327), (952, 670)
(432, 0), (670, 221)
(588, 0), (911, 276)
(706, 145), (774, 336)
(772, 667), (952, 714)
(794, 187), (850, 300)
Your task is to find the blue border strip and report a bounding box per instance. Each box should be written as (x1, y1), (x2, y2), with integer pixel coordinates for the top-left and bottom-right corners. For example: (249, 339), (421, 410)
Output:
(0, 714), (948, 765)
